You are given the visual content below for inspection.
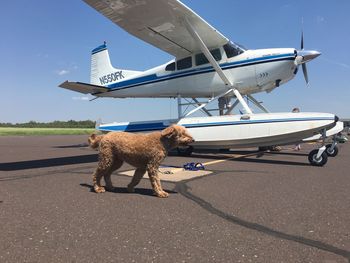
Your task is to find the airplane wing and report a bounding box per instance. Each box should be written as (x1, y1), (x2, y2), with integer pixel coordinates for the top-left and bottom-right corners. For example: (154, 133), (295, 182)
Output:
(59, 81), (109, 94)
(83, 0), (229, 58)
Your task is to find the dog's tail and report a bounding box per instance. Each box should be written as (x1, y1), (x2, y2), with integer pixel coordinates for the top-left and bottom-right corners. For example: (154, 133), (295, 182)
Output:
(88, 133), (104, 149)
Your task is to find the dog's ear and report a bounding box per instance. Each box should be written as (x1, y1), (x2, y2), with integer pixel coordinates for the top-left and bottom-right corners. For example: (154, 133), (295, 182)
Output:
(161, 125), (177, 138)
(88, 133), (96, 144)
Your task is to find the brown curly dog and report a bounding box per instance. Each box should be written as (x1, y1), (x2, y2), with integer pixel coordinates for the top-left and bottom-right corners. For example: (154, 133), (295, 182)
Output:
(88, 125), (194, 198)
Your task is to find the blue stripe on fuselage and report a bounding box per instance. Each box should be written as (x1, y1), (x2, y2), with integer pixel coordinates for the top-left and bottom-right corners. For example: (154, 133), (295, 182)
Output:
(101, 53), (295, 93)
(98, 117), (334, 133)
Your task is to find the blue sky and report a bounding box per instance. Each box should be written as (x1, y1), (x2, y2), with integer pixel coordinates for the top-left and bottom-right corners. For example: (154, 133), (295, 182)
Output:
(1, 0), (349, 123)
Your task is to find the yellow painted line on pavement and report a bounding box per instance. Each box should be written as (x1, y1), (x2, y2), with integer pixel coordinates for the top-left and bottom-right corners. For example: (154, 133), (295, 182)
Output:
(166, 154), (245, 174)
(202, 151), (264, 166)
(201, 153), (245, 166)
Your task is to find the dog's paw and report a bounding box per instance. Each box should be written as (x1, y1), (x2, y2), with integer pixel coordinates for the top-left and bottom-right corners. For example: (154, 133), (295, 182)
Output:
(156, 191), (169, 198)
(94, 186), (106, 193)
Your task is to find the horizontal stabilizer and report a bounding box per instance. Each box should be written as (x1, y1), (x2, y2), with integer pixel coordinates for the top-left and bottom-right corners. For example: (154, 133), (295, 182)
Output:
(59, 81), (109, 95)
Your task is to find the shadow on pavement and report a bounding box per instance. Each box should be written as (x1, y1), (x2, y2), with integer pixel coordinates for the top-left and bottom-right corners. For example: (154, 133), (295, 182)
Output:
(0, 154), (98, 171)
(52, 143), (89, 149)
(190, 152), (310, 167)
(80, 183), (177, 197)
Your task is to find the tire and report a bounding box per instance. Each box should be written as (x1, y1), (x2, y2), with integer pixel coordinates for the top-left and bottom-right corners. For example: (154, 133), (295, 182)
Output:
(308, 149), (328, 166)
(325, 144), (338, 157)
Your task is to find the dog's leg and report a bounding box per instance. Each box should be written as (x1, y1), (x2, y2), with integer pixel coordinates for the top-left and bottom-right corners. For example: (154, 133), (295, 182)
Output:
(127, 167), (146, 193)
(152, 164), (166, 193)
(92, 167), (107, 193)
(104, 159), (123, 192)
(147, 167), (169, 198)
(93, 147), (114, 193)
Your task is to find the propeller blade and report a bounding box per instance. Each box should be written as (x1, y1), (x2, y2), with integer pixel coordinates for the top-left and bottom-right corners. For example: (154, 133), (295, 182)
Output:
(302, 63), (309, 86)
(301, 31), (304, 50)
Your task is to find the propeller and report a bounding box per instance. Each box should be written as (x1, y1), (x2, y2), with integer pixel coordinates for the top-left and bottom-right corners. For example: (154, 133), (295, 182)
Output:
(301, 30), (304, 50)
(302, 62), (309, 85)
(294, 31), (321, 86)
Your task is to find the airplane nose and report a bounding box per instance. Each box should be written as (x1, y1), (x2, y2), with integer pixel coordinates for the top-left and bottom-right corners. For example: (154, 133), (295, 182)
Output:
(296, 50), (321, 64)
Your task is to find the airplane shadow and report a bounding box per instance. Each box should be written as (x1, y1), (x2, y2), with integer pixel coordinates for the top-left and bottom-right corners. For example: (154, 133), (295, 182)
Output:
(0, 154), (98, 171)
(80, 183), (177, 197)
(0, 149), (310, 172)
(265, 151), (309, 157)
(231, 156), (309, 167)
(189, 151), (310, 167)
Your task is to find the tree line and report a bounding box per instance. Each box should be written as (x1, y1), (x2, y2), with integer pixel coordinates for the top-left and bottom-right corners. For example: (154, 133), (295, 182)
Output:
(0, 120), (95, 128)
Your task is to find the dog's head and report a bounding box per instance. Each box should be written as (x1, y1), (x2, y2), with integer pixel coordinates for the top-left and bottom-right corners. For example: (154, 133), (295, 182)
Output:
(88, 133), (104, 150)
(161, 125), (194, 149)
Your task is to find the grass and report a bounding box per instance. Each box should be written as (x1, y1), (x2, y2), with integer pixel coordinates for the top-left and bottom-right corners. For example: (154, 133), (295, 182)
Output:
(0, 127), (95, 136)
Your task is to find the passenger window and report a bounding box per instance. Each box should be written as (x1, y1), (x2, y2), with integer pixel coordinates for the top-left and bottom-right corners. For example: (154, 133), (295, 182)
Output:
(165, 62), (175, 71)
(195, 53), (208, 66)
(211, 48), (222, 61)
(195, 48), (222, 66)
(176, 57), (192, 70)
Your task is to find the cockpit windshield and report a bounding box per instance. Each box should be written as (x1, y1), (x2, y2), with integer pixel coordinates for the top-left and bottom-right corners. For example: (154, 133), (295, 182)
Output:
(223, 41), (246, 58)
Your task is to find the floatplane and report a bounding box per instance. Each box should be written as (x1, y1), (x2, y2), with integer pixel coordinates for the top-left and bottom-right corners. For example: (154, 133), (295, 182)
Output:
(60, 0), (341, 166)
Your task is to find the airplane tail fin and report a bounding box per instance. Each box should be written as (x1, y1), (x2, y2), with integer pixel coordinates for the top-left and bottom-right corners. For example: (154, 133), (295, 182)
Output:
(95, 118), (102, 129)
(90, 42), (141, 86)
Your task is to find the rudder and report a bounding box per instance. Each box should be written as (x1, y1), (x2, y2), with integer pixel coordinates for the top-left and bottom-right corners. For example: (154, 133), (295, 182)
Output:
(90, 42), (141, 86)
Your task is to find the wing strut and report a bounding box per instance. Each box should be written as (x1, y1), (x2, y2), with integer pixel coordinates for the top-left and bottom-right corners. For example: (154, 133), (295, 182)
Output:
(247, 95), (270, 113)
(183, 89), (234, 117)
(184, 18), (253, 115)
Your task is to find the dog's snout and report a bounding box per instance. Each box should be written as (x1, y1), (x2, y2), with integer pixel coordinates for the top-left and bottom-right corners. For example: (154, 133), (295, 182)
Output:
(186, 137), (194, 144)
(184, 133), (194, 143)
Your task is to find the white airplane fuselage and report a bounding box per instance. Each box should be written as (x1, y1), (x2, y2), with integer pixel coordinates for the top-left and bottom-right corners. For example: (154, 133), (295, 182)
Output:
(98, 48), (297, 98)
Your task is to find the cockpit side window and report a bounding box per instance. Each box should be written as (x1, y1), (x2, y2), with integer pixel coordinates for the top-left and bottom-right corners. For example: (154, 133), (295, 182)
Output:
(176, 57), (192, 70)
(224, 42), (245, 58)
(165, 62), (175, 71)
(195, 48), (222, 66)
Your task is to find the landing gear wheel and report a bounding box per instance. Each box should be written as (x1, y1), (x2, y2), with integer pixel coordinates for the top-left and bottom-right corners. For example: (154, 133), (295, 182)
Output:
(308, 149), (328, 166)
(177, 146), (194, 157)
(325, 144), (338, 157)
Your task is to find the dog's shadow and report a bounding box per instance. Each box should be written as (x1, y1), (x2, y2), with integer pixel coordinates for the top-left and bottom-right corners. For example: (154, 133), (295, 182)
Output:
(80, 183), (176, 197)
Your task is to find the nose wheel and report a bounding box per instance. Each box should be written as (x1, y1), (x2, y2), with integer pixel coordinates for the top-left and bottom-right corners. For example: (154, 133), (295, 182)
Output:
(325, 143), (339, 157)
(308, 129), (328, 166)
(308, 130), (340, 166)
(308, 147), (328, 166)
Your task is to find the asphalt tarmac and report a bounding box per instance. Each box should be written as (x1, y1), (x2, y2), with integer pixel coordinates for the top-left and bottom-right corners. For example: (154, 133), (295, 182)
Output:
(0, 135), (349, 262)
